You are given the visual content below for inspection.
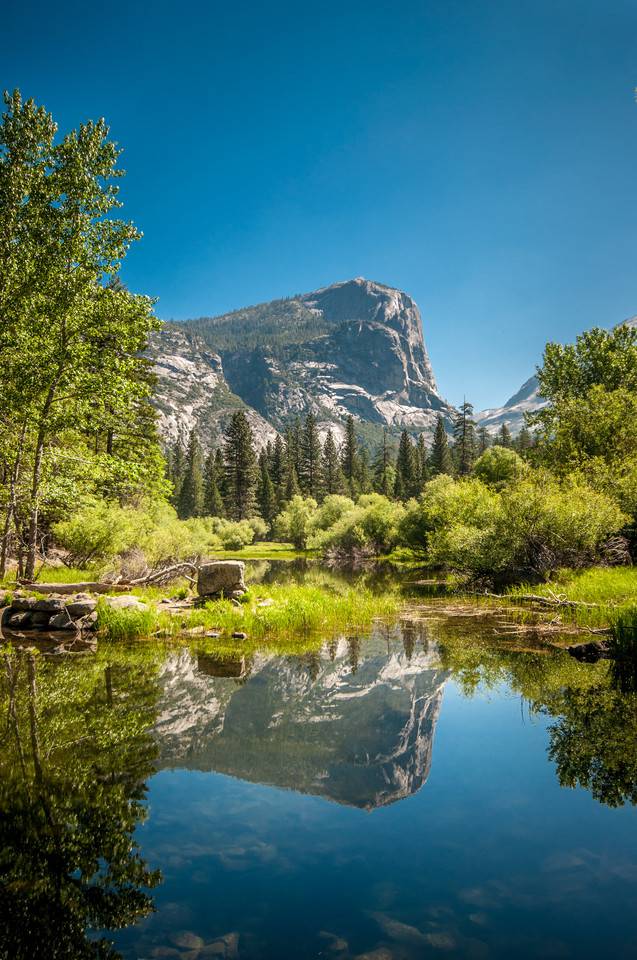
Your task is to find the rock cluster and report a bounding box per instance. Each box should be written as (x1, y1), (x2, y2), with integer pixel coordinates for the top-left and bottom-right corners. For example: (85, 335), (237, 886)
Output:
(1, 593), (98, 632)
(197, 561), (246, 600)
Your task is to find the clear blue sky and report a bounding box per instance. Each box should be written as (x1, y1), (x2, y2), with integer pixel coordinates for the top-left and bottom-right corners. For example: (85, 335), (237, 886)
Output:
(4, 0), (637, 408)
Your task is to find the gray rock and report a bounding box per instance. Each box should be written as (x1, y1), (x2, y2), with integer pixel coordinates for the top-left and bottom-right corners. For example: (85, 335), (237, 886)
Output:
(11, 597), (39, 612)
(197, 561), (246, 598)
(33, 597), (65, 613)
(5, 611), (31, 628)
(103, 596), (149, 611)
(49, 610), (77, 630)
(66, 599), (97, 619)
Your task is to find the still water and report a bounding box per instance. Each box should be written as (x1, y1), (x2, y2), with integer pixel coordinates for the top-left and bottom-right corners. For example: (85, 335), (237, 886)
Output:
(1, 564), (637, 959)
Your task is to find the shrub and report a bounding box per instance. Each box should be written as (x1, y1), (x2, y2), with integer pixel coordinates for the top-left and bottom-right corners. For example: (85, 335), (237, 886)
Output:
(273, 496), (318, 549)
(312, 495), (355, 531)
(311, 494), (405, 555)
(52, 499), (149, 565)
(473, 445), (526, 486)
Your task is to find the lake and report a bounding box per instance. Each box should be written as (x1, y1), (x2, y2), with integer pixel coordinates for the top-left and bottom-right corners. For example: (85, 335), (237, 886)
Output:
(1, 562), (637, 959)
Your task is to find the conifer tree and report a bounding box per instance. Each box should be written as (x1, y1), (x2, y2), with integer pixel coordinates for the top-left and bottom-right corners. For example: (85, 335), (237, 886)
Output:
(394, 430), (416, 500)
(429, 415), (453, 475)
(223, 411), (257, 519)
(322, 430), (344, 495)
(285, 419), (302, 479)
(270, 434), (286, 505)
(453, 401), (477, 475)
(203, 450), (225, 517)
(415, 434), (429, 489)
(516, 425), (533, 454)
(373, 428), (394, 497)
(476, 426), (490, 456)
(169, 441), (185, 507)
(341, 415), (360, 497)
(284, 462), (301, 501)
(178, 430), (204, 519)
(299, 413), (322, 498)
(358, 447), (372, 494)
(497, 422), (513, 448)
(256, 450), (277, 523)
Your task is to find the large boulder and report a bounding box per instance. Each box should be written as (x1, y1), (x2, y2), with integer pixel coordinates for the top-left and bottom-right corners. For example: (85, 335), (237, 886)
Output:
(197, 561), (246, 599)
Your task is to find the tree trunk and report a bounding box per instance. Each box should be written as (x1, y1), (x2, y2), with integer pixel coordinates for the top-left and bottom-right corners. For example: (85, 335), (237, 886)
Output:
(0, 419), (27, 578)
(24, 374), (63, 581)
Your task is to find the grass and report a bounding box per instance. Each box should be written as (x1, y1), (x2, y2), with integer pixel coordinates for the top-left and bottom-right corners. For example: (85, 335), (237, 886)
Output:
(506, 567), (637, 629)
(609, 604), (637, 659)
(209, 541), (312, 560)
(96, 581), (401, 645)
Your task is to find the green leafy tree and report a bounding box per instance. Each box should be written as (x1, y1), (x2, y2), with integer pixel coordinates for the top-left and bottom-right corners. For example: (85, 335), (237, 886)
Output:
(223, 411), (257, 519)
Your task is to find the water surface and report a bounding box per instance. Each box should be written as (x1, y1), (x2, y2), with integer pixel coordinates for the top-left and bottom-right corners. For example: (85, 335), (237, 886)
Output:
(1, 568), (637, 959)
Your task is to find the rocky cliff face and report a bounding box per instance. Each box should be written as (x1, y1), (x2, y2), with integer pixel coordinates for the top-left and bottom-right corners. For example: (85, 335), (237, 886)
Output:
(153, 630), (449, 810)
(145, 327), (278, 451)
(152, 278), (456, 448)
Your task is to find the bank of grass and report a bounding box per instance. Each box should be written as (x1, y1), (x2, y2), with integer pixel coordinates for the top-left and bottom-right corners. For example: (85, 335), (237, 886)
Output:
(209, 541), (311, 560)
(506, 567), (637, 629)
(96, 581), (401, 645)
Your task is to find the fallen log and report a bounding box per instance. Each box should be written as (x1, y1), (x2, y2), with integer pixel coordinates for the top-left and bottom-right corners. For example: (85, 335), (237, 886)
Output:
(482, 590), (599, 609)
(18, 561), (200, 595)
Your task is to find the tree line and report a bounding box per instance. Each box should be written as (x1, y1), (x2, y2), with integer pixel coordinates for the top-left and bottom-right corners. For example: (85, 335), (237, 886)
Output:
(167, 407), (535, 522)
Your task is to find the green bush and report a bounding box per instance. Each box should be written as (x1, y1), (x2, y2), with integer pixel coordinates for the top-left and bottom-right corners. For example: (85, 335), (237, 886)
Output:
(473, 445), (526, 486)
(273, 496), (318, 549)
(311, 494), (405, 555)
(52, 499), (149, 565)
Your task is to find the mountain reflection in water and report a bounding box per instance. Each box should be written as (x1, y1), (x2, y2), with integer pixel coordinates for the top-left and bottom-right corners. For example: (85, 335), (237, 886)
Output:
(154, 626), (449, 809)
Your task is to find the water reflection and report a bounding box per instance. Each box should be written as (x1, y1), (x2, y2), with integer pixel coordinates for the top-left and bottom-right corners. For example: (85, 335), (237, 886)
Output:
(155, 623), (449, 809)
(0, 650), (161, 959)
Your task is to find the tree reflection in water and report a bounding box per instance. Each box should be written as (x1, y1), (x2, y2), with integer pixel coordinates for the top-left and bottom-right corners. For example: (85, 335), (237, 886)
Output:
(0, 647), (162, 959)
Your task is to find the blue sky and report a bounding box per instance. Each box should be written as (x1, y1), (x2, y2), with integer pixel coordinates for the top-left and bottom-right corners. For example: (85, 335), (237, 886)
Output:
(4, 0), (637, 408)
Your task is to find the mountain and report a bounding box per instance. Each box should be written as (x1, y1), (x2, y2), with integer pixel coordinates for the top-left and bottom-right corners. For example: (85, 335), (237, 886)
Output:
(475, 375), (547, 434)
(145, 326), (277, 451)
(150, 278), (456, 450)
(153, 628), (449, 810)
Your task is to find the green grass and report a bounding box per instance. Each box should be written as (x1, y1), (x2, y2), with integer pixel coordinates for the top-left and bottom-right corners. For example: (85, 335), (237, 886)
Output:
(0, 563), (102, 589)
(609, 604), (637, 659)
(506, 567), (637, 629)
(96, 581), (401, 645)
(209, 541), (312, 560)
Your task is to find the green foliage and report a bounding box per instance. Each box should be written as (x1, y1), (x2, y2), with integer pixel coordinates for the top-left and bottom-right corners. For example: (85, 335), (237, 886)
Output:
(310, 494), (406, 556)
(429, 415), (453, 476)
(609, 605), (637, 660)
(473, 445), (526, 486)
(273, 495), (318, 549)
(223, 411), (258, 520)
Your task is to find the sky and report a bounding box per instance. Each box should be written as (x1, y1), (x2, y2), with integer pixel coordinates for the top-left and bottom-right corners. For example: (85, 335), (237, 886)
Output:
(4, 0), (637, 408)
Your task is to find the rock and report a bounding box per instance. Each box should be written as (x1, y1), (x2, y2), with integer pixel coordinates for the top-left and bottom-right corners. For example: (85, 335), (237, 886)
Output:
(170, 931), (205, 950)
(66, 599), (97, 618)
(231, 631), (247, 640)
(77, 611), (98, 631)
(33, 597), (65, 613)
(103, 596), (149, 611)
(49, 610), (77, 630)
(5, 611), (31, 629)
(197, 561), (246, 599)
(567, 640), (609, 662)
(10, 597), (39, 612)
(30, 612), (53, 627)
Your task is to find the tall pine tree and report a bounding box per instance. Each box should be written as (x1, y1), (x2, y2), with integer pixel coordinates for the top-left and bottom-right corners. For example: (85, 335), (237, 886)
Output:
(178, 430), (204, 518)
(373, 427), (394, 497)
(476, 426), (490, 456)
(299, 413), (322, 498)
(453, 401), (476, 475)
(321, 429), (344, 495)
(223, 411), (257, 519)
(430, 415), (453, 476)
(497, 422), (513, 448)
(203, 450), (225, 517)
(341, 415), (360, 497)
(394, 430), (416, 500)
(256, 450), (277, 523)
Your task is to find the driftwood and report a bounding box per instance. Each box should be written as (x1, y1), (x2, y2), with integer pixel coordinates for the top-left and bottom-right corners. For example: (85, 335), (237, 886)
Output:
(17, 561), (199, 595)
(482, 590), (599, 609)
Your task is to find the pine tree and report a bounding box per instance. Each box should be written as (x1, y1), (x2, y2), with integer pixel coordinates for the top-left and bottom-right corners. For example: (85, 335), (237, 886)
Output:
(394, 430), (416, 500)
(223, 411), (258, 519)
(373, 427), (394, 497)
(497, 422), (513, 449)
(415, 434), (429, 489)
(285, 419), (302, 479)
(284, 462), (301, 501)
(299, 413), (322, 498)
(322, 430), (344, 495)
(430, 415), (453, 475)
(270, 434), (286, 505)
(203, 450), (225, 517)
(516, 425), (533, 454)
(341, 415), (360, 497)
(453, 401), (476, 475)
(178, 430), (204, 519)
(358, 446), (372, 493)
(256, 450), (277, 523)
(169, 441), (185, 507)
(476, 426), (490, 456)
